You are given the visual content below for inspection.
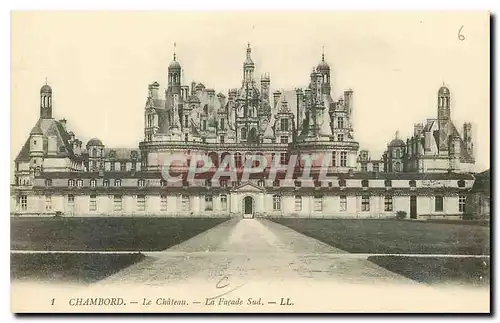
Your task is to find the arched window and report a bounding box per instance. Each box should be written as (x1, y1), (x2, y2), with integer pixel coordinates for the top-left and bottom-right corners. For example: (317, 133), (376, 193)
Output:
(234, 153), (242, 168)
(208, 152), (219, 167)
(241, 128), (247, 139)
(394, 162), (401, 172)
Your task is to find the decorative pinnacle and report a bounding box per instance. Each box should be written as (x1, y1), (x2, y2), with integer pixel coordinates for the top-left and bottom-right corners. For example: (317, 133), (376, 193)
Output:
(173, 42), (177, 61)
(322, 45), (325, 61)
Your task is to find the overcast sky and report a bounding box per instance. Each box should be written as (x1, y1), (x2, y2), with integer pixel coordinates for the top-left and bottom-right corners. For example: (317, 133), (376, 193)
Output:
(11, 11), (490, 171)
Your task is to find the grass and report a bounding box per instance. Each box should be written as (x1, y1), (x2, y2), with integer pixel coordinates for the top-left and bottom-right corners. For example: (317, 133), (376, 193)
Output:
(11, 252), (145, 284)
(368, 256), (490, 286)
(270, 218), (490, 255)
(11, 217), (228, 251)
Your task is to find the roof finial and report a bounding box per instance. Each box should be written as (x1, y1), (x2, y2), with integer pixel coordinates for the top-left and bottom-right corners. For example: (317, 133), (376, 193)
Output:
(322, 45), (325, 61)
(173, 42), (177, 61)
(45, 77), (48, 85)
(395, 130), (399, 139)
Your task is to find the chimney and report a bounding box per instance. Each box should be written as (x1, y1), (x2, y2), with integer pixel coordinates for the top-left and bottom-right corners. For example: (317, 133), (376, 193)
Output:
(343, 89), (353, 108)
(273, 90), (281, 110)
(414, 123), (424, 136)
(148, 82), (160, 99)
(424, 131), (432, 151)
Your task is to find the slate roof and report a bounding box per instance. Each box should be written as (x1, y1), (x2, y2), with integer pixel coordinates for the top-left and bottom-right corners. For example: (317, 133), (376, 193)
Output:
(16, 118), (75, 162)
(471, 169), (490, 195)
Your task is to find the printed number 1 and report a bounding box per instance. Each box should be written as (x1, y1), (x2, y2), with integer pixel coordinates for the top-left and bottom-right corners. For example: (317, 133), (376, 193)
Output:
(50, 298), (55, 305)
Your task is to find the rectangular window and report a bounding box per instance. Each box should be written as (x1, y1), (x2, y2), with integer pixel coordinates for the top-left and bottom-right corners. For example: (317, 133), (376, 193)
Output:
(220, 194), (228, 211)
(137, 195), (146, 211)
(220, 119), (225, 130)
(459, 195), (466, 213)
(338, 117), (344, 129)
(337, 134), (344, 142)
(384, 196), (393, 211)
(68, 179), (75, 187)
(340, 195), (347, 211)
(67, 194), (75, 205)
(273, 195), (281, 211)
(184, 133), (189, 142)
(138, 179), (145, 187)
(160, 195), (167, 211)
(314, 196), (323, 212)
(280, 136), (288, 144)
(205, 195), (213, 211)
(131, 162), (136, 172)
(331, 151), (337, 167)
(182, 195), (190, 211)
(373, 163), (379, 172)
(202, 120), (207, 131)
(220, 136), (224, 143)
(89, 194), (97, 211)
(184, 115), (189, 128)
(295, 196), (302, 211)
(110, 162), (115, 172)
(120, 162), (126, 171)
(361, 195), (370, 211)
(20, 195), (27, 211)
(280, 152), (288, 165)
(340, 152), (348, 167)
(113, 195), (122, 212)
(45, 195), (52, 211)
(281, 119), (289, 131)
(435, 195), (444, 212)
(361, 163), (367, 172)
(45, 179), (52, 186)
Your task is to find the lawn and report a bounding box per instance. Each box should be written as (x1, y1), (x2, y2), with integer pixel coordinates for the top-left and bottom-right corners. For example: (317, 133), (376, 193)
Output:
(368, 256), (490, 286)
(11, 253), (145, 284)
(11, 217), (228, 251)
(270, 218), (490, 255)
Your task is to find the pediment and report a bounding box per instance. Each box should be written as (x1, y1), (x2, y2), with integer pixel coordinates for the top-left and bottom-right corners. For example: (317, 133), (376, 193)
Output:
(232, 181), (265, 193)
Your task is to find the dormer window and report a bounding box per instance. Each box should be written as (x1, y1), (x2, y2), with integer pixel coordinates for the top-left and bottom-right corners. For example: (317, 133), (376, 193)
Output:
(409, 180), (416, 188)
(114, 179), (121, 187)
(90, 179), (97, 187)
(45, 179), (52, 186)
(339, 179), (346, 187)
(68, 179), (75, 187)
(362, 179), (369, 188)
(458, 180), (466, 188)
(385, 179), (392, 187)
(76, 179), (83, 187)
(258, 179), (265, 187)
(103, 179), (110, 187)
(138, 179), (145, 187)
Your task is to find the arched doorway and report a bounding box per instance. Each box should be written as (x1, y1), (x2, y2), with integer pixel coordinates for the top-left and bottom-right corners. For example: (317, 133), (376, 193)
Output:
(243, 196), (254, 218)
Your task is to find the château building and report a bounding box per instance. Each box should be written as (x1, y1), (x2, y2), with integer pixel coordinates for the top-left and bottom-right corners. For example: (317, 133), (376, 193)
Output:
(11, 44), (477, 219)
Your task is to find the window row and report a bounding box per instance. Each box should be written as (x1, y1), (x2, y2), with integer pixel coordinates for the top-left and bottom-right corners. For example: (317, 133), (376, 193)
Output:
(46, 179), (146, 187)
(17, 194), (467, 214)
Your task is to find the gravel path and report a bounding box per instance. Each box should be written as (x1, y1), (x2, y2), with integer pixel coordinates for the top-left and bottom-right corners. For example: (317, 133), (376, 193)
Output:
(100, 218), (414, 286)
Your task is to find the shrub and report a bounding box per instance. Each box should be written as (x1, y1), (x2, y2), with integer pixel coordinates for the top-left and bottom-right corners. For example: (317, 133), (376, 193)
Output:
(395, 211), (407, 220)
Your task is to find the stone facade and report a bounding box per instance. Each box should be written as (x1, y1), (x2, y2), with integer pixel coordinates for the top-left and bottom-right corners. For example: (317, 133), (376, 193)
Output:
(12, 45), (480, 219)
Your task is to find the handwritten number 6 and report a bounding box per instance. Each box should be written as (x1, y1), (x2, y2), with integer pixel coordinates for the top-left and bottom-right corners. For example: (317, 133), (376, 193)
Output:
(458, 26), (465, 41)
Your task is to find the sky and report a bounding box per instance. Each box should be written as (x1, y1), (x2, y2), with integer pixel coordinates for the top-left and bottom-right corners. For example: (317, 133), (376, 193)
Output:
(10, 11), (490, 172)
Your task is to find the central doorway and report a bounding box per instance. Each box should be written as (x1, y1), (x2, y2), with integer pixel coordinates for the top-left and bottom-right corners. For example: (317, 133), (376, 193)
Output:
(410, 195), (417, 219)
(243, 196), (254, 218)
